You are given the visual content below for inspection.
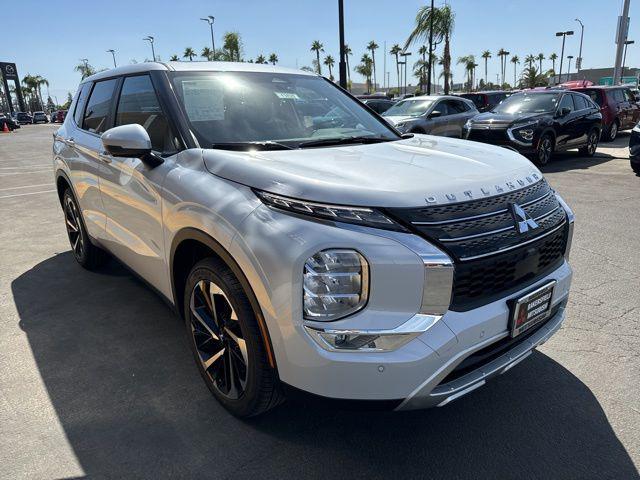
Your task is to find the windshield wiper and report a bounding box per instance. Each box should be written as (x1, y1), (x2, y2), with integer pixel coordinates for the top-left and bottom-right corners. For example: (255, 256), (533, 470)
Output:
(210, 141), (294, 151)
(297, 135), (397, 149)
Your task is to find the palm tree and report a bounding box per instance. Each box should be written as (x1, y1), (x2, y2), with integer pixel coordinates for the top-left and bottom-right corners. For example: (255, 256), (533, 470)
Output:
(268, 53), (278, 65)
(497, 49), (508, 85)
(324, 55), (335, 81)
(525, 54), (536, 69)
(549, 52), (558, 72)
(201, 47), (213, 61)
(413, 59), (427, 92)
(310, 40), (324, 75)
(481, 50), (491, 87)
(344, 44), (352, 88)
(405, 4), (455, 94)
(169, 54), (179, 61)
(457, 55), (475, 92)
(74, 60), (96, 80)
(536, 53), (545, 74)
(520, 66), (548, 89)
(256, 54), (267, 64)
(390, 44), (403, 94)
(417, 45), (428, 91)
(367, 40), (379, 89)
(355, 54), (373, 93)
(222, 32), (242, 61)
(183, 47), (196, 61)
(510, 55), (520, 87)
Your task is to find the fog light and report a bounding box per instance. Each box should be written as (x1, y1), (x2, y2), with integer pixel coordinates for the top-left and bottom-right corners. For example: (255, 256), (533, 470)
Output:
(303, 249), (368, 321)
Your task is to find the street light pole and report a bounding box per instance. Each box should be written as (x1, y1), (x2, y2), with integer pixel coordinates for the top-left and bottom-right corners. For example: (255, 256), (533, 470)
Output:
(567, 55), (574, 80)
(338, 0), (347, 89)
(555, 30), (574, 84)
(575, 18), (584, 71)
(143, 36), (156, 61)
(426, 0), (435, 95)
(400, 51), (412, 95)
(622, 40), (635, 76)
(107, 49), (117, 68)
(200, 16), (216, 56)
(613, 0), (631, 84)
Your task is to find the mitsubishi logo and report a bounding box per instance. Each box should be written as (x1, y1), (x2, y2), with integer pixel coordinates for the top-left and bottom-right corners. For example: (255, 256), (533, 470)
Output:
(510, 203), (539, 234)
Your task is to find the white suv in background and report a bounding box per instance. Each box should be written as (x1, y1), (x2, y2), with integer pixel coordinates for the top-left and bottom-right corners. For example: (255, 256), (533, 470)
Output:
(53, 62), (574, 417)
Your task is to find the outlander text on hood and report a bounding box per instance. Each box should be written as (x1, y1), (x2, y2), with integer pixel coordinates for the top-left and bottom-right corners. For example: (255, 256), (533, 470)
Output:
(52, 62), (575, 417)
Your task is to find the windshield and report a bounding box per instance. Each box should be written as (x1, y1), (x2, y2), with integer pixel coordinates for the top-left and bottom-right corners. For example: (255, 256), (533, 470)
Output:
(383, 98), (435, 117)
(493, 93), (560, 114)
(170, 71), (399, 148)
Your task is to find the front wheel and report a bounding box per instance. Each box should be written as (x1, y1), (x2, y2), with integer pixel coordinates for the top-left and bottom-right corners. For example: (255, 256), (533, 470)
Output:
(535, 134), (554, 166)
(579, 129), (599, 157)
(62, 189), (108, 270)
(184, 258), (283, 417)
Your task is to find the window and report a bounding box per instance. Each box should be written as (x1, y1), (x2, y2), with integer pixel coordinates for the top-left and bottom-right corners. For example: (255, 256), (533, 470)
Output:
(623, 89), (636, 102)
(82, 79), (117, 134)
(558, 94), (575, 113)
(73, 83), (91, 126)
(433, 101), (450, 116)
(581, 89), (603, 106)
(446, 100), (469, 113)
(613, 89), (626, 103)
(115, 75), (175, 153)
(572, 94), (589, 110)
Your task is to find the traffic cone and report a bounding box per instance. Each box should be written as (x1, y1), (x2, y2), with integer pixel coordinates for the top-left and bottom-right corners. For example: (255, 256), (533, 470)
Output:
(1, 122), (9, 133)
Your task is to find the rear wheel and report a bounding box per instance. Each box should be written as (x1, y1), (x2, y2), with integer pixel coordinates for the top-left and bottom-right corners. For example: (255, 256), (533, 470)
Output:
(62, 189), (108, 270)
(604, 120), (619, 142)
(535, 134), (554, 166)
(579, 129), (599, 157)
(184, 257), (283, 417)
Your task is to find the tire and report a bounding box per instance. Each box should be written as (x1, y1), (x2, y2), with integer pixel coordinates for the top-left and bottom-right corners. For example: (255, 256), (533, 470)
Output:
(579, 129), (599, 157)
(62, 189), (108, 270)
(603, 120), (619, 142)
(183, 257), (283, 417)
(535, 134), (554, 166)
(632, 163), (640, 175)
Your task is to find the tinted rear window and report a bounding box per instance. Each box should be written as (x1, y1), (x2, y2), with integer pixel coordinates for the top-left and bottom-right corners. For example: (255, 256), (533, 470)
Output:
(461, 94), (485, 108)
(578, 89), (603, 106)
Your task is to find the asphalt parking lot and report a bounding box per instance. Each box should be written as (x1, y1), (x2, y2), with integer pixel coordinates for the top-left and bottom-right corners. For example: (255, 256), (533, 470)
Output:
(1, 124), (639, 480)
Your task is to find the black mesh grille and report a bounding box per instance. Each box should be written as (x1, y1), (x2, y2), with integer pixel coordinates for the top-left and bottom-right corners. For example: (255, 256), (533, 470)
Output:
(385, 179), (569, 311)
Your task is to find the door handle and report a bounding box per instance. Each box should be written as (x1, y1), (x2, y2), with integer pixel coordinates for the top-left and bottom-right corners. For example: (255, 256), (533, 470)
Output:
(98, 152), (113, 164)
(66, 138), (75, 147)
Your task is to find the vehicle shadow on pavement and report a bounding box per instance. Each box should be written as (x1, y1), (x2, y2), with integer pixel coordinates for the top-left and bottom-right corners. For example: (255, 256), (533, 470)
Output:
(540, 151), (617, 173)
(12, 253), (640, 480)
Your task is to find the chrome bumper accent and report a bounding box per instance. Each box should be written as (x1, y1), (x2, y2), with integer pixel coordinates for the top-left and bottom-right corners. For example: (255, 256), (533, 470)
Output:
(396, 301), (567, 410)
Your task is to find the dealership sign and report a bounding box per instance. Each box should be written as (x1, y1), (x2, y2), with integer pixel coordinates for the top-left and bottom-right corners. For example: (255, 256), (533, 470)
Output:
(0, 62), (19, 80)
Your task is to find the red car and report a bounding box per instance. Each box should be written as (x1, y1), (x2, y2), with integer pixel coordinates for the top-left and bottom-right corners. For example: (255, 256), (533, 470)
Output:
(51, 110), (67, 123)
(570, 85), (640, 141)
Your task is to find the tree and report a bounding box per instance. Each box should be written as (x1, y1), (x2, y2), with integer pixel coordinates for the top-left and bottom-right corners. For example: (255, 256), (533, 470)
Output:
(520, 66), (548, 89)
(74, 60), (96, 80)
(405, 4), (455, 94)
(183, 47), (196, 61)
(222, 32), (242, 61)
(413, 59), (428, 92)
(324, 55), (335, 81)
(355, 54), (373, 93)
(457, 55), (475, 92)
(62, 92), (73, 110)
(201, 47), (213, 61)
(536, 53), (545, 73)
(510, 55), (520, 86)
(256, 54), (267, 64)
(390, 44), (402, 95)
(549, 52), (558, 72)
(525, 54), (536, 69)
(497, 49), (508, 85)
(169, 54), (179, 61)
(367, 40), (379, 89)
(268, 53), (278, 65)
(418, 45), (428, 91)
(481, 50), (491, 87)
(344, 44), (352, 88)
(310, 40), (324, 75)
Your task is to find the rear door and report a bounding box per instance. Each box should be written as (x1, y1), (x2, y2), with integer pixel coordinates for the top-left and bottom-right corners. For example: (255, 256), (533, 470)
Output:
(613, 89), (632, 129)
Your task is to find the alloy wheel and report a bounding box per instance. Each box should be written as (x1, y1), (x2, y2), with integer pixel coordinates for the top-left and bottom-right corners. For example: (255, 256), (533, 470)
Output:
(609, 122), (618, 141)
(587, 131), (598, 155)
(538, 137), (552, 165)
(189, 280), (248, 400)
(64, 195), (84, 260)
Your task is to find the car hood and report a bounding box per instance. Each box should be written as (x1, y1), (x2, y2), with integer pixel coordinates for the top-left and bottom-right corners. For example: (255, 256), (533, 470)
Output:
(381, 115), (420, 125)
(202, 135), (542, 208)
(471, 112), (548, 128)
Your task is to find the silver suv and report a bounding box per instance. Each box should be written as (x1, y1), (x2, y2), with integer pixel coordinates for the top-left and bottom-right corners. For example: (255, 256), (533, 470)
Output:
(53, 62), (574, 417)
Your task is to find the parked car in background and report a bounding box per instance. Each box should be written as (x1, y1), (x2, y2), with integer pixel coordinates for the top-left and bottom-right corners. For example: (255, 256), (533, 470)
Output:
(464, 90), (602, 165)
(460, 91), (510, 112)
(32, 111), (49, 124)
(361, 98), (396, 114)
(51, 110), (67, 123)
(383, 95), (478, 137)
(630, 122), (640, 175)
(15, 112), (33, 125)
(0, 114), (20, 131)
(570, 85), (640, 141)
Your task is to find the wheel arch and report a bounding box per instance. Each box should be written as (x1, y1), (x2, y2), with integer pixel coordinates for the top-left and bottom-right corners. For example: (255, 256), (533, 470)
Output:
(170, 227), (277, 369)
(55, 169), (73, 205)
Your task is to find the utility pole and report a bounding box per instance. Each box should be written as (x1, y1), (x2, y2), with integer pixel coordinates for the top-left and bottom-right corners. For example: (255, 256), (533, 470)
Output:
(613, 0), (631, 84)
(107, 49), (117, 68)
(427, 0), (435, 94)
(622, 40), (635, 76)
(200, 16), (216, 57)
(575, 18), (584, 71)
(383, 40), (387, 90)
(338, 0), (347, 89)
(401, 51), (412, 95)
(143, 36), (156, 62)
(556, 30), (574, 83)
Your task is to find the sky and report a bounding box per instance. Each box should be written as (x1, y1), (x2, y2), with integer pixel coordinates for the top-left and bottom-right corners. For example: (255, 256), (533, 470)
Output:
(1, 0), (638, 102)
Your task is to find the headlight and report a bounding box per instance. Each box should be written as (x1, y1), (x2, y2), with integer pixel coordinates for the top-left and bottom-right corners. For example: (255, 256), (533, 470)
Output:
(254, 190), (405, 231)
(508, 121), (539, 143)
(303, 249), (368, 321)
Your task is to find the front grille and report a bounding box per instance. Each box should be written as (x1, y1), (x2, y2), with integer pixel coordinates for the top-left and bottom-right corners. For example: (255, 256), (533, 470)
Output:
(386, 179), (568, 311)
(467, 128), (509, 144)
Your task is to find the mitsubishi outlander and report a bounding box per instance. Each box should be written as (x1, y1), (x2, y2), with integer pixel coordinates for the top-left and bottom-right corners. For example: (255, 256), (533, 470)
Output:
(53, 62), (574, 417)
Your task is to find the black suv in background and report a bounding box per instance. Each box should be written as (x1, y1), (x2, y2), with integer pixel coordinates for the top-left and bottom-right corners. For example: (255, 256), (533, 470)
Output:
(631, 122), (640, 175)
(463, 90), (602, 165)
(460, 91), (510, 112)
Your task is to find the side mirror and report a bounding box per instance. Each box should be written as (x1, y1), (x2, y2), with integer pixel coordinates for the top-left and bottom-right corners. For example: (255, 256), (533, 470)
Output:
(429, 110), (442, 118)
(101, 124), (163, 166)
